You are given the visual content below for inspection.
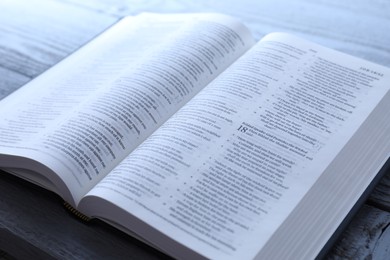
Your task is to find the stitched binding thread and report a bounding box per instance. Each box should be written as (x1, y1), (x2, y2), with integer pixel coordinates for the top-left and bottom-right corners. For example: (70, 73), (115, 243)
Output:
(63, 201), (91, 222)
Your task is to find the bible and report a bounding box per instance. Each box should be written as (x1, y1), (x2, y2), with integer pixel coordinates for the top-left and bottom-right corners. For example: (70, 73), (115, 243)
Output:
(0, 13), (389, 259)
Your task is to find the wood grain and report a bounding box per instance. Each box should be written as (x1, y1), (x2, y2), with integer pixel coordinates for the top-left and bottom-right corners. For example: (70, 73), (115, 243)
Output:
(328, 205), (390, 259)
(0, 67), (30, 100)
(370, 174), (390, 212)
(0, 0), (389, 258)
(0, 172), (169, 259)
(62, 0), (390, 65)
(0, 0), (117, 78)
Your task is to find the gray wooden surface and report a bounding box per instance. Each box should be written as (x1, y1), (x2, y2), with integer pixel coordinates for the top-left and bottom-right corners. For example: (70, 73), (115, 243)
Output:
(0, 0), (389, 259)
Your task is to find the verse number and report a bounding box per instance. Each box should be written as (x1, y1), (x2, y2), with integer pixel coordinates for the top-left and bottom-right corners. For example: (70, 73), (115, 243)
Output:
(237, 125), (248, 133)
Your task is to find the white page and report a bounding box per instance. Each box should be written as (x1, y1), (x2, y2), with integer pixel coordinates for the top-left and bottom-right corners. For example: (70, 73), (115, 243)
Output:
(0, 13), (255, 205)
(82, 33), (390, 259)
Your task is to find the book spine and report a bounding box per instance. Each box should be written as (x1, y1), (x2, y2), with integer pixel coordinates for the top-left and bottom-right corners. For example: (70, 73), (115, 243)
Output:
(63, 201), (91, 222)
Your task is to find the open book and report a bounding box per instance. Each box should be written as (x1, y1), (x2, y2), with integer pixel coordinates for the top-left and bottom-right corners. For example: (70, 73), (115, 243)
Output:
(0, 12), (389, 259)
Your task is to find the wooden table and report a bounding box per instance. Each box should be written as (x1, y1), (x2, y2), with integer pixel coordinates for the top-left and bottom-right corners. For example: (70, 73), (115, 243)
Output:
(1, 0), (390, 259)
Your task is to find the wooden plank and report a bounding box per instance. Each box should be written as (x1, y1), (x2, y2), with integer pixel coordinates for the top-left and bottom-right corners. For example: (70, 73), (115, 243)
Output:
(61, 0), (390, 66)
(0, 67), (30, 100)
(0, 172), (169, 259)
(0, 0), (117, 79)
(327, 204), (390, 259)
(370, 174), (390, 212)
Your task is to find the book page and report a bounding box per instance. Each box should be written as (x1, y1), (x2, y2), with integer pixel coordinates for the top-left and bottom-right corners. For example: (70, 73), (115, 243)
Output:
(80, 33), (390, 259)
(0, 13), (254, 205)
